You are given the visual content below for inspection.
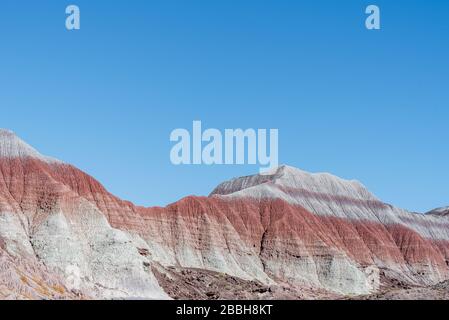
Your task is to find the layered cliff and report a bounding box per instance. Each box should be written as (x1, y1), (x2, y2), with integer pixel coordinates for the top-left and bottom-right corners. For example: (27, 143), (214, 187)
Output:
(1, 129), (448, 299)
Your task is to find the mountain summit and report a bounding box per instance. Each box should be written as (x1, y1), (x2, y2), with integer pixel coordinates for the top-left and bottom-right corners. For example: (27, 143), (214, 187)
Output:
(0, 129), (59, 163)
(427, 207), (449, 217)
(211, 164), (376, 202)
(0, 130), (449, 299)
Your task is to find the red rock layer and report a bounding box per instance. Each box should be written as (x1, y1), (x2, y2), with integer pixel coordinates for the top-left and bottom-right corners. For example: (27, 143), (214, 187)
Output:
(137, 197), (449, 278)
(1, 158), (449, 290)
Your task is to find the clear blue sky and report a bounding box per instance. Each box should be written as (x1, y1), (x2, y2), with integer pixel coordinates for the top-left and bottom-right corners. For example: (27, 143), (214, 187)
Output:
(1, 1), (448, 212)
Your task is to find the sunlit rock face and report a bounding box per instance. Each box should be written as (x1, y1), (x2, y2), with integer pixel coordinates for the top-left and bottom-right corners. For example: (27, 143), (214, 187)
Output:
(0, 129), (448, 299)
(427, 207), (449, 217)
(0, 130), (168, 299)
(210, 166), (449, 290)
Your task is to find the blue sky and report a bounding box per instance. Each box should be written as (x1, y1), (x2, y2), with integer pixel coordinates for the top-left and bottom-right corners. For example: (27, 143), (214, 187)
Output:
(1, 1), (448, 212)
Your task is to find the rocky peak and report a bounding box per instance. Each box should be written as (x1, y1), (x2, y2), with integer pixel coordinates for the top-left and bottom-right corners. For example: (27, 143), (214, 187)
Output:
(0, 129), (60, 163)
(426, 206), (449, 216)
(210, 164), (377, 201)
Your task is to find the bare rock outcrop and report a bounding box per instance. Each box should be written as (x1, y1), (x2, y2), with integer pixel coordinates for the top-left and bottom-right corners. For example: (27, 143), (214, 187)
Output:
(1, 129), (449, 299)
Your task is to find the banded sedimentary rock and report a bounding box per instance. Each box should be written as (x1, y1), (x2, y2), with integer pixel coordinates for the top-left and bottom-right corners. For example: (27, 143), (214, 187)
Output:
(1, 129), (448, 299)
(0, 129), (168, 299)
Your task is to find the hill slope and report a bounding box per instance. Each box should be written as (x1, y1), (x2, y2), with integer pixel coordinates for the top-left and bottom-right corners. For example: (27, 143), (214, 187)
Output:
(1, 129), (448, 299)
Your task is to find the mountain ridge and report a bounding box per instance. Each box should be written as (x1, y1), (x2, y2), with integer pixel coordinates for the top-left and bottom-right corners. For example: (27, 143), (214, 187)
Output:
(0, 129), (448, 299)
(0, 129), (61, 163)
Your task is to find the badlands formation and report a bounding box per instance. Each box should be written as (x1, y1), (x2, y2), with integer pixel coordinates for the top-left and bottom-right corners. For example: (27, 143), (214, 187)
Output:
(1, 128), (449, 300)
